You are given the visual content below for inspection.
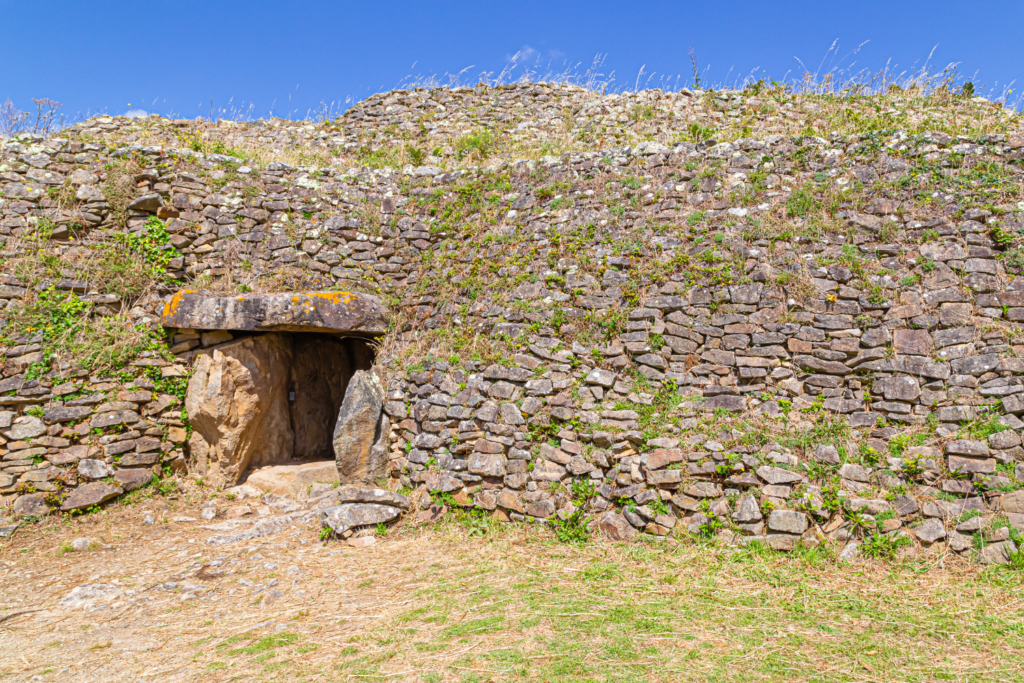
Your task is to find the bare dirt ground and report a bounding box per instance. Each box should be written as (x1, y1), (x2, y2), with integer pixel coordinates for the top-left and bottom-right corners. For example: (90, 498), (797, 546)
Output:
(2, 482), (1024, 683)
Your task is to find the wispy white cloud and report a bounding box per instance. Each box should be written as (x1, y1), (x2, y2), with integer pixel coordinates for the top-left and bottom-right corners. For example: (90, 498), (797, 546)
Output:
(505, 45), (565, 65)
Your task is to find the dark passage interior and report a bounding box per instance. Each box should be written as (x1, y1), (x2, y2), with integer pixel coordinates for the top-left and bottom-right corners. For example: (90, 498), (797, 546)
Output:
(287, 334), (375, 462)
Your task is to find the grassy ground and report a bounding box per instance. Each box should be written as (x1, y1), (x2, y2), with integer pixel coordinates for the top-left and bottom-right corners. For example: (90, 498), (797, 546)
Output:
(1, 488), (1023, 683)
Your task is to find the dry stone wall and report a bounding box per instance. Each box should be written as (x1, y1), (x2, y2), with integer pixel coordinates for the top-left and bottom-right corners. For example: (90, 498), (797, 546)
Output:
(2, 83), (1024, 561)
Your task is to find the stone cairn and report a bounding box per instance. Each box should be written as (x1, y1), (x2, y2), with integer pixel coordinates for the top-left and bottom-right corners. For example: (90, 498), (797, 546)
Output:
(1, 83), (1024, 562)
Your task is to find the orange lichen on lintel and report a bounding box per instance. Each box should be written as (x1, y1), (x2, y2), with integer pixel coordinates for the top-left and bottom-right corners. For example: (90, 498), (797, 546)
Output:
(161, 289), (198, 320)
(289, 292), (357, 307)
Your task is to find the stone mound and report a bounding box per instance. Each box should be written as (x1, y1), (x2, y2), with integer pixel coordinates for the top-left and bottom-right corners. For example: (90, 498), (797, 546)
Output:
(2, 83), (1024, 563)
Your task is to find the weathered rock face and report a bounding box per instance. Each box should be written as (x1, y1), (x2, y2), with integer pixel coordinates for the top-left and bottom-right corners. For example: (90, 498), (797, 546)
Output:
(161, 290), (387, 336)
(186, 334), (294, 487)
(333, 370), (387, 485)
(12, 494), (49, 517)
(60, 482), (123, 512)
(598, 511), (638, 542)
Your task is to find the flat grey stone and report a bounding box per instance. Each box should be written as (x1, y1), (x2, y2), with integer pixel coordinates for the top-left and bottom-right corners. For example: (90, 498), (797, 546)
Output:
(114, 468), (154, 491)
(128, 192), (162, 212)
(43, 406), (94, 424)
(59, 583), (123, 609)
(948, 531), (974, 552)
(12, 494), (49, 517)
(468, 452), (506, 477)
(980, 540), (1018, 565)
(989, 430), (1021, 450)
(944, 440), (990, 457)
(60, 482), (123, 512)
(913, 518), (946, 544)
(321, 503), (400, 535)
(335, 486), (410, 510)
(767, 509), (808, 534)
(78, 459), (111, 480)
(756, 466), (802, 485)
(704, 394), (746, 412)
(585, 368), (616, 387)
(812, 445), (840, 464)
(2, 416), (45, 441)
(839, 463), (872, 482)
(731, 494), (763, 523)
(531, 459), (567, 481)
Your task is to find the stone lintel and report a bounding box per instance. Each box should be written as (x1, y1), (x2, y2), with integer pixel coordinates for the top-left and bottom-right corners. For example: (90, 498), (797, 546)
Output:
(160, 290), (388, 336)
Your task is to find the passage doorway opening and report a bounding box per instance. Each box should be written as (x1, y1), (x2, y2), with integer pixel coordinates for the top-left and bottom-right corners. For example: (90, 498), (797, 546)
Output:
(184, 330), (380, 489)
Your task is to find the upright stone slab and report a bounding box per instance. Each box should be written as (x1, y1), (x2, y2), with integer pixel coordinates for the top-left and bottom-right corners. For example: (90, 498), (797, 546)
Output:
(186, 334), (294, 487)
(333, 369), (386, 485)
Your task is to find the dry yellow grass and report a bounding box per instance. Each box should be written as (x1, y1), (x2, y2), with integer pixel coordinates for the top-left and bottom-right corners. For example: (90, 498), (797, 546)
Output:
(1, 481), (1022, 682)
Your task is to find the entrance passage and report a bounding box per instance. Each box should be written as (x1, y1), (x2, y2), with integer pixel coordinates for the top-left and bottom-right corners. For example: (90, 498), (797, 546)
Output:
(184, 331), (377, 488)
(290, 334), (374, 461)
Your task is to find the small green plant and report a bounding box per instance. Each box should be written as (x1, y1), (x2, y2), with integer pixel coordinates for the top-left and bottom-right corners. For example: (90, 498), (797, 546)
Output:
(648, 497), (669, 516)
(120, 217), (174, 270)
(786, 188), (820, 217)
(550, 479), (598, 544)
(693, 514), (724, 537)
(454, 508), (491, 537)
(968, 414), (1010, 440)
(860, 532), (911, 560)
(844, 510), (874, 537)
(454, 130), (496, 161)
(990, 223), (1016, 247)
(405, 145), (426, 166)
(1004, 248), (1024, 274)
(685, 123), (716, 143)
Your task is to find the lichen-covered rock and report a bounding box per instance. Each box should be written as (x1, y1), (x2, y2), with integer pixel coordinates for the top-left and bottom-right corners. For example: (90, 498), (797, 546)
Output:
(161, 290), (387, 335)
(980, 540), (1018, 565)
(77, 459), (111, 480)
(913, 518), (947, 545)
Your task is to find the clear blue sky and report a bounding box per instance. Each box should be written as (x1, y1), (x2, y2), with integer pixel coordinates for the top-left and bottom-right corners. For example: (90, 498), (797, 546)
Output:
(2, 0), (1022, 122)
